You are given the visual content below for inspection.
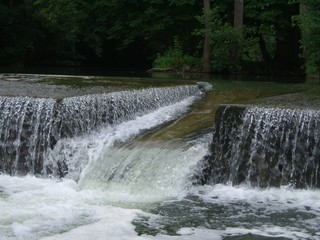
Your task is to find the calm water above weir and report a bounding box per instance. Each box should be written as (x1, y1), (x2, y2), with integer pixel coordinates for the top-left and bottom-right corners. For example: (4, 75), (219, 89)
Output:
(0, 73), (320, 240)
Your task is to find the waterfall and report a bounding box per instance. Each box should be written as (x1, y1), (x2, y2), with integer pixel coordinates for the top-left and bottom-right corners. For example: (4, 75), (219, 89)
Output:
(209, 105), (320, 188)
(0, 85), (201, 176)
(78, 134), (212, 202)
(0, 97), (56, 175)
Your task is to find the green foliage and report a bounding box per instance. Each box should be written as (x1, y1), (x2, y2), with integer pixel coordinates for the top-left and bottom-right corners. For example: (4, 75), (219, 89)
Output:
(153, 38), (200, 71)
(241, 27), (263, 62)
(0, 0), (317, 77)
(0, 0), (203, 68)
(33, 0), (87, 64)
(194, 7), (242, 72)
(209, 8), (242, 72)
(244, 0), (293, 59)
(93, 0), (202, 55)
(294, 1), (320, 77)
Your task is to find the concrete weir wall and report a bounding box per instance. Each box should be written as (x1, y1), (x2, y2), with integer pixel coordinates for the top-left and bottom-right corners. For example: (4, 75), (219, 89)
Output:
(0, 85), (200, 176)
(208, 93), (320, 189)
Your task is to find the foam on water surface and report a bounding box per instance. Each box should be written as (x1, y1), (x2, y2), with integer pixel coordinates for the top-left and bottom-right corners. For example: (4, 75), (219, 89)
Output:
(1, 76), (320, 239)
(133, 184), (320, 240)
(1, 174), (320, 240)
(0, 95), (207, 239)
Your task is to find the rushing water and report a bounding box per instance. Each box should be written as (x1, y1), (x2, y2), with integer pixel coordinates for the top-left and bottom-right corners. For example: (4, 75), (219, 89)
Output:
(0, 84), (199, 176)
(210, 105), (320, 189)
(0, 74), (320, 240)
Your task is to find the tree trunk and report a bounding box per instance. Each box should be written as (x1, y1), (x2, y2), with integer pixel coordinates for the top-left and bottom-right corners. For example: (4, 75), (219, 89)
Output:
(258, 35), (273, 74)
(202, 0), (211, 73)
(233, 0), (244, 71)
(233, 0), (243, 28)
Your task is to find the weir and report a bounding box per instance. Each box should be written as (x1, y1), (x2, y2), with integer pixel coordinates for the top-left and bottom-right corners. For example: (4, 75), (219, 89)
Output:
(1, 75), (320, 239)
(78, 133), (212, 202)
(208, 93), (320, 189)
(0, 85), (201, 176)
(1, 74), (320, 191)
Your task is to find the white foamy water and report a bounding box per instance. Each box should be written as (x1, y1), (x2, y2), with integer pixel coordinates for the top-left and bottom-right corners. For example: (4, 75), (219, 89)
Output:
(0, 96), (205, 239)
(192, 184), (320, 232)
(46, 96), (199, 181)
(1, 96), (320, 240)
(1, 176), (320, 239)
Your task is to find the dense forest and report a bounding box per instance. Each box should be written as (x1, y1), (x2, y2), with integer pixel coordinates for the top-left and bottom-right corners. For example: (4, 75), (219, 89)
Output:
(0, 0), (319, 79)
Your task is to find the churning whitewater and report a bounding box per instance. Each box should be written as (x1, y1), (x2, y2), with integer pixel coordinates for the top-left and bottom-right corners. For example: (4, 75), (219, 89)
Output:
(0, 95), (209, 239)
(0, 85), (200, 176)
(1, 95), (320, 240)
(1, 76), (320, 240)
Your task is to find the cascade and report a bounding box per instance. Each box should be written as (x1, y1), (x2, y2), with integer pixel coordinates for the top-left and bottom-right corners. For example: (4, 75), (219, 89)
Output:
(0, 96), (56, 175)
(209, 104), (320, 188)
(78, 134), (211, 202)
(1, 76), (320, 240)
(0, 85), (201, 176)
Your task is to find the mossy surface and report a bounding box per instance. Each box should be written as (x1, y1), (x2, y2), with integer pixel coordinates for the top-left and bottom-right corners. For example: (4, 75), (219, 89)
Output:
(140, 80), (320, 141)
(0, 74), (195, 98)
(1, 73), (319, 140)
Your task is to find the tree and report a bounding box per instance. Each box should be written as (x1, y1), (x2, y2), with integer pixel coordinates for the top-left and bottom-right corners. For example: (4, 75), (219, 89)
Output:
(202, 0), (211, 73)
(233, 0), (244, 69)
(84, 0), (202, 68)
(0, 0), (311, 77)
(295, 0), (320, 79)
(244, 0), (302, 75)
(32, 0), (88, 65)
(234, 0), (244, 28)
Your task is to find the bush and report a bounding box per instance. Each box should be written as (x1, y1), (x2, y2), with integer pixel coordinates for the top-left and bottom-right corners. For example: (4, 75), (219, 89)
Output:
(153, 38), (200, 72)
(294, 1), (320, 78)
(194, 7), (243, 73)
(208, 8), (242, 72)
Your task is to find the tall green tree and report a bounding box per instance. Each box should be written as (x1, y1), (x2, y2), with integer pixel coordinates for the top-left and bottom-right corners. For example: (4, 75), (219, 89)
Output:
(233, 0), (244, 69)
(0, 0), (312, 78)
(234, 0), (244, 28)
(202, 0), (211, 73)
(196, 1), (242, 73)
(244, 0), (302, 75)
(295, 0), (320, 79)
(32, 0), (88, 65)
(91, 0), (202, 63)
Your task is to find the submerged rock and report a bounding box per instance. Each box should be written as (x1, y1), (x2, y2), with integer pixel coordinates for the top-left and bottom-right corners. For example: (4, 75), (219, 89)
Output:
(197, 82), (212, 92)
